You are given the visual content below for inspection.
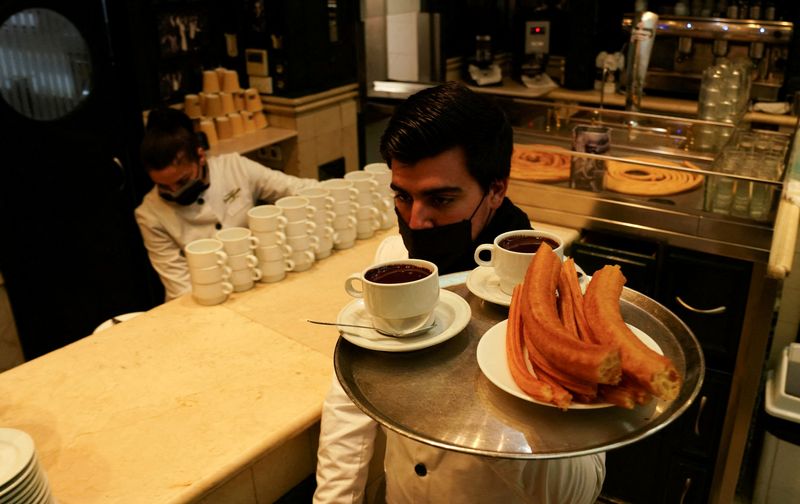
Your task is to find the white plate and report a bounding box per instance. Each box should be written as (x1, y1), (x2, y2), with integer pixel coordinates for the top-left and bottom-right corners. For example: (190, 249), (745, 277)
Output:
(337, 290), (472, 352)
(466, 264), (589, 307)
(466, 266), (511, 306)
(476, 319), (663, 409)
(0, 428), (34, 490)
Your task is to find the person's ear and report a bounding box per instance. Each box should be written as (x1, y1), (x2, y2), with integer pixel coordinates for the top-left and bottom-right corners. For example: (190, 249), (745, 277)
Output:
(487, 178), (508, 209)
(197, 147), (206, 168)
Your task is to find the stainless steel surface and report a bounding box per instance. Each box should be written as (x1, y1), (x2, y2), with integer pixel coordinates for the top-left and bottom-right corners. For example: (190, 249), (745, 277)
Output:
(335, 284), (704, 459)
(307, 320), (436, 338)
(622, 15), (794, 43)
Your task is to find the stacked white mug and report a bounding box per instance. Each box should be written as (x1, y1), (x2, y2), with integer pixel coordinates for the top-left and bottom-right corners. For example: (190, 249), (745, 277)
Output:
(363, 162), (396, 229)
(344, 171), (382, 240)
(297, 187), (337, 260)
(275, 196), (318, 272)
(248, 205), (295, 283)
(320, 178), (359, 250)
(185, 238), (233, 305)
(215, 227), (262, 292)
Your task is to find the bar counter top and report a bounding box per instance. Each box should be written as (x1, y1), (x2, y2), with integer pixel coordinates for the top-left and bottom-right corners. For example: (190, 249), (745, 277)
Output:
(0, 230), (391, 503)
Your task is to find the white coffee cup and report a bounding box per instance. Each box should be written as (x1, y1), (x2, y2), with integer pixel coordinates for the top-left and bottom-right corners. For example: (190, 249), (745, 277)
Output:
(284, 219), (317, 237)
(344, 259), (439, 334)
(247, 205), (288, 233)
(290, 250), (315, 272)
(252, 229), (287, 247)
(297, 187), (335, 211)
(333, 214), (357, 230)
(364, 162), (392, 193)
(192, 281), (233, 306)
(230, 267), (262, 291)
(312, 208), (336, 226)
(189, 264), (232, 285)
(255, 243), (292, 262)
(258, 258), (295, 283)
(227, 251), (258, 270)
(334, 226), (357, 250)
(332, 200), (358, 216)
(275, 195), (315, 222)
(474, 230), (564, 294)
(287, 234), (319, 252)
(216, 227), (260, 255)
(185, 239), (228, 269)
(320, 178), (359, 202)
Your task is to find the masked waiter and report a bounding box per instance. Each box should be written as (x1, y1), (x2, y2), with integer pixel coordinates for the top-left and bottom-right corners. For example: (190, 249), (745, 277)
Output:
(313, 82), (605, 503)
(135, 108), (319, 301)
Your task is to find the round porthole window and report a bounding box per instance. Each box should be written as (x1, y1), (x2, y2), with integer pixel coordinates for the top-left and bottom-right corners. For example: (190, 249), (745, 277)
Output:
(0, 8), (92, 121)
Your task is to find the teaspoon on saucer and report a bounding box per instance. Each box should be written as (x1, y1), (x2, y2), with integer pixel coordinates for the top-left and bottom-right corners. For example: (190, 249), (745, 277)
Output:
(307, 320), (436, 338)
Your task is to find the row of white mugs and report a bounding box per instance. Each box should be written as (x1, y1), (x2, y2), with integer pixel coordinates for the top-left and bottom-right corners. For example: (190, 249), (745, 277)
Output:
(185, 166), (396, 305)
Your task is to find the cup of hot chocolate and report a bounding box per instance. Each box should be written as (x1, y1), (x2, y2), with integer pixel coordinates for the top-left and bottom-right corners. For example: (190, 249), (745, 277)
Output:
(474, 230), (564, 294)
(344, 259), (439, 335)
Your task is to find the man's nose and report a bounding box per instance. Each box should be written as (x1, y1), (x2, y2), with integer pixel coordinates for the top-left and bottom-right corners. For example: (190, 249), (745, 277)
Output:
(408, 202), (435, 229)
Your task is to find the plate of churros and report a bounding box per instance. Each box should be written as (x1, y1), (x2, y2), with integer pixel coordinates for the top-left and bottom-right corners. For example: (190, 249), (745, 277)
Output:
(477, 320), (663, 409)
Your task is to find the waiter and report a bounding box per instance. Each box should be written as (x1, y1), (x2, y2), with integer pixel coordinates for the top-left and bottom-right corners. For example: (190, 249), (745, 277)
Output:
(314, 82), (605, 503)
(135, 108), (318, 300)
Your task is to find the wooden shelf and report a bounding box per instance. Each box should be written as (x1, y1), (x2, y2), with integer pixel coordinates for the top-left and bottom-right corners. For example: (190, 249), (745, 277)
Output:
(205, 126), (298, 157)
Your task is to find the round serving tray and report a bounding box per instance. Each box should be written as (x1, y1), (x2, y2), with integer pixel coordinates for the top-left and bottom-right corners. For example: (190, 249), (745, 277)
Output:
(334, 283), (705, 459)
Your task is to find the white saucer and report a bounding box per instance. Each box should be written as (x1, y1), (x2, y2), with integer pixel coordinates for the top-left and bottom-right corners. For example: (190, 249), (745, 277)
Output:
(336, 290), (472, 352)
(466, 266), (511, 306)
(466, 263), (590, 307)
(476, 319), (663, 409)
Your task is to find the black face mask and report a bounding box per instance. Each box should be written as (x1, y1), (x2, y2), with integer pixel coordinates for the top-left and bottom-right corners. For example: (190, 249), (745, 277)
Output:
(397, 193), (486, 274)
(159, 163), (209, 206)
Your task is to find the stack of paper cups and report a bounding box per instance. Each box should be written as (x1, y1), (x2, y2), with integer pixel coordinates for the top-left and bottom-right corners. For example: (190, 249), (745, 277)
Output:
(248, 205), (295, 283)
(186, 239), (232, 305)
(344, 171), (382, 240)
(320, 178), (359, 250)
(297, 187), (336, 259)
(215, 227), (261, 292)
(275, 196), (317, 272)
(363, 162), (396, 229)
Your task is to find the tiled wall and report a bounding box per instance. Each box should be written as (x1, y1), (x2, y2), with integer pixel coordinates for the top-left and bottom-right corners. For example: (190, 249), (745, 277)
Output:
(267, 98), (359, 179)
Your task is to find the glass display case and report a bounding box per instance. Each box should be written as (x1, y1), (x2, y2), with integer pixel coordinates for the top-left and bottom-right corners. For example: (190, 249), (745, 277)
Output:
(496, 97), (795, 262)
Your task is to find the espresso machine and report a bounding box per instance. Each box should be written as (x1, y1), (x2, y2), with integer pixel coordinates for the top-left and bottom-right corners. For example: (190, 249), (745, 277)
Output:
(622, 11), (794, 101)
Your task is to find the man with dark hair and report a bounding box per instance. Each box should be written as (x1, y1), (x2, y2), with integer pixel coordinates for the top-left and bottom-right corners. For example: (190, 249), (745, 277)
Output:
(314, 83), (604, 503)
(134, 107), (318, 300)
(377, 81), (531, 274)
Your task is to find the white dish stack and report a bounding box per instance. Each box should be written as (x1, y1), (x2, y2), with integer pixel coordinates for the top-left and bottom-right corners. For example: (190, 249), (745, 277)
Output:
(363, 162), (396, 229)
(296, 188), (337, 260)
(320, 179), (359, 250)
(248, 205), (295, 283)
(185, 238), (233, 305)
(215, 227), (262, 292)
(0, 428), (55, 504)
(344, 171), (382, 240)
(275, 196), (318, 272)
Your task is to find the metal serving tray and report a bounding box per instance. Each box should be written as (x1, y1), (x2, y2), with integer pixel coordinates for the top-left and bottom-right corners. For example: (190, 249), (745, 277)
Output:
(335, 283), (704, 459)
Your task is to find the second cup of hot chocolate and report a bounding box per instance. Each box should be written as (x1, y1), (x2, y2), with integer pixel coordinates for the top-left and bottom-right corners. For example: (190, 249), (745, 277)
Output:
(473, 230), (564, 294)
(344, 259), (439, 334)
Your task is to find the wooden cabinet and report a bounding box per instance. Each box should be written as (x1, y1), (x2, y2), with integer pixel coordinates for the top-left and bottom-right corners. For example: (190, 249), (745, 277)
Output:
(578, 232), (754, 504)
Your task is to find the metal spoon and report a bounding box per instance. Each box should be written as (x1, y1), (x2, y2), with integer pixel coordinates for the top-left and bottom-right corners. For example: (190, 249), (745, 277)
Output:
(307, 320), (436, 338)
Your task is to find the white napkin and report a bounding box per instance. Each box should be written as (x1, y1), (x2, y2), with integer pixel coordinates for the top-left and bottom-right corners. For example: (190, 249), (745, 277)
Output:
(752, 102), (791, 115)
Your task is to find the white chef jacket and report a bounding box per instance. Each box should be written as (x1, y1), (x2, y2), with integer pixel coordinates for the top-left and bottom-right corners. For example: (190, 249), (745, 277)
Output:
(135, 152), (319, 300)
(313, 235), (606, 504)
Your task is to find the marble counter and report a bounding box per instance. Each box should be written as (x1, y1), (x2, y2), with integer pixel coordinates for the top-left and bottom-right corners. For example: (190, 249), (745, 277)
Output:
(0, 230), (389, 504)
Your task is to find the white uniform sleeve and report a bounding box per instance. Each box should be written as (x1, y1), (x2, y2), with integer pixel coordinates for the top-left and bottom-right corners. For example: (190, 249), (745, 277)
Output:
(236, 154), (320, 202)
(313, 375), (378, 504)
(134, 206), (191, 301)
